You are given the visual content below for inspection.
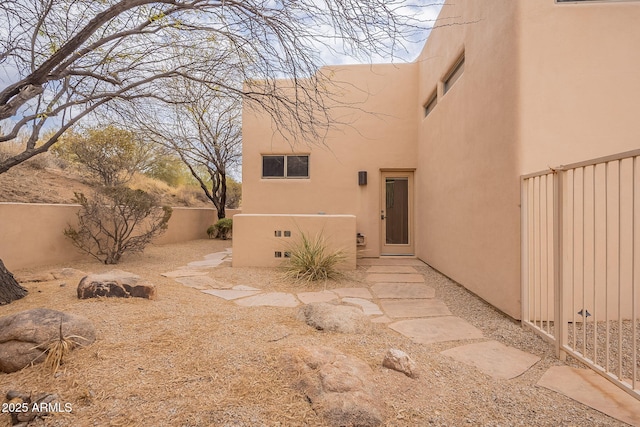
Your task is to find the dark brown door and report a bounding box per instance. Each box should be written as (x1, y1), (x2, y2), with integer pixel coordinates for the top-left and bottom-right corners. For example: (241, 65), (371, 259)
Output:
(381, 172), (414, 255)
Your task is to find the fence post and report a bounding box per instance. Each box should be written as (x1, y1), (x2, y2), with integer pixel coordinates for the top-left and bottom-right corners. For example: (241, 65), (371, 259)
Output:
(521, 177), (529, 327)
(553, 168), (566, 360)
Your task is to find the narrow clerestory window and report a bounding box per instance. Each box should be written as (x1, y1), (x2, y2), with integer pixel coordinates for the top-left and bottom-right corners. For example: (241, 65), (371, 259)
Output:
(444, 53), (465, 95)
(423, 90), (438, 117)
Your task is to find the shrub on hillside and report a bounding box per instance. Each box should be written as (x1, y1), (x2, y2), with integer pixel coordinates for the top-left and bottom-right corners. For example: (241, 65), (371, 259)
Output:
(64, 187), (172, 264)
(55, 126), (152, 186)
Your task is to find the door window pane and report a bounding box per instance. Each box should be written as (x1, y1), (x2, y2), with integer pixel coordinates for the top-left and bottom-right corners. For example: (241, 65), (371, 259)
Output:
(385, 178), (409, 245)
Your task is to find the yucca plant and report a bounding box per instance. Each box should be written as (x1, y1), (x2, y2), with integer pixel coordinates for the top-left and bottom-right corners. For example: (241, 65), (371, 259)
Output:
(284, 231), (346, 282)
(37, 321), (89, 375)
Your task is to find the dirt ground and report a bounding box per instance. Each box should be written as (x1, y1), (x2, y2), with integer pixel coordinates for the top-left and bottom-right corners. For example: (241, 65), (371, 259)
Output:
(0, 239), (627, 426)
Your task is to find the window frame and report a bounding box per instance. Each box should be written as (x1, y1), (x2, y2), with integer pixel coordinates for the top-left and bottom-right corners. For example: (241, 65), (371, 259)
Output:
(423, 90), (438, 118)
(556, 0), (637, 3)
(261, 154), (310, 179)
(443, 53), (465, 95)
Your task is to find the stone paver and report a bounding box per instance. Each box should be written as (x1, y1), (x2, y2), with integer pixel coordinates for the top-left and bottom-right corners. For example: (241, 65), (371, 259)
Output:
(175, 276), (228, 290)
(538, 366), (640, 427)
(187, 259), (226, 268)
(371, 315), (393, 324)
(332, 287), (373, 299)
(233, 285), (260, 291)
(161, 269), (210, 278)
(441, 341), (540, 380)
(366, 273), (424, 283)
(358, 258), (426, 266)
(371, 283), (435, 299)
(235, 292), (300, 308)
(297, 291), (338, 305)
(389, 317), (483, 344)
(366, 266), (419, 274)
(204, 252), (230, 260)
(342, 297), (383, 316)
(202, 287), (261, 300)
(380, 299), (451, 318)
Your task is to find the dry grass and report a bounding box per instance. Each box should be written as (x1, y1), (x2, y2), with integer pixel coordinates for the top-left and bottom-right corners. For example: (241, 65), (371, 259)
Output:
(0, 239), (630, 426)
(128, 173), (209, 207)
(42, 336), (73, 375)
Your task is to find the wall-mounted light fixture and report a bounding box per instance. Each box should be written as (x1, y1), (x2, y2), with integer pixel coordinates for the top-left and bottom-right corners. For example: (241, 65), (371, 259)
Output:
(358, 171), (367, 186)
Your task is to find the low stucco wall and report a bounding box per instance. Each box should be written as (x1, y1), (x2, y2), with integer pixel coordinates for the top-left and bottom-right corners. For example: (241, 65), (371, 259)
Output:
(232, 214), (357, 269)
(0, 203), (239, 270)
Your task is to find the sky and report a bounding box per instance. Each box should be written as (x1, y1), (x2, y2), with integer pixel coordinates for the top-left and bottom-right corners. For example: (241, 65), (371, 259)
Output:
(315, 3), (444, 66)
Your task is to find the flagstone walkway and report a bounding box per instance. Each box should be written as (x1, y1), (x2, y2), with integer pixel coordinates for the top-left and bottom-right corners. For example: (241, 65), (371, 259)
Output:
(163, 250), (640, 426)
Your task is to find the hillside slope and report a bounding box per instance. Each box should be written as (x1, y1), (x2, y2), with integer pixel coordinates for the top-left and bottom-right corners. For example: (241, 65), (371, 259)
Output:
(0, 160), (211, 207)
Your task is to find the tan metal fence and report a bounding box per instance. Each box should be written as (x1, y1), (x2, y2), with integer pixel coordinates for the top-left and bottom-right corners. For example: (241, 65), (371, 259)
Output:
(521, 149), (640, 400)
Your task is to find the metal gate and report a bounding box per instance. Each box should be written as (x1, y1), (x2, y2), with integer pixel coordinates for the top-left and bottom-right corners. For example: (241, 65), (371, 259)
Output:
(521, 149), (640, 399)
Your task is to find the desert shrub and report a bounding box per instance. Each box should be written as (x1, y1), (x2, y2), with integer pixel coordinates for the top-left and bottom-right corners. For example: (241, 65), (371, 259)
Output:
(145, 155), (198, 187)
(226, 178), (242, 209)
(207, 218), (233, 240)
(283, 232), (346, 282)
(64, 187), (172, 264)
(57, 126), (152, 186)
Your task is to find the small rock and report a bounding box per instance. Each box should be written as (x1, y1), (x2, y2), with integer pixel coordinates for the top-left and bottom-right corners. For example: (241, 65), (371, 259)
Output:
(0, 308), (96, 373)
(382, 348), (418, 379)
(298, 302), (368, 333)
(77, 270), (156, 300)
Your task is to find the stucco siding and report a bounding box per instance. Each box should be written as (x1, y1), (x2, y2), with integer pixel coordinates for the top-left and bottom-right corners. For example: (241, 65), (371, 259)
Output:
(415, 0), (522, 318)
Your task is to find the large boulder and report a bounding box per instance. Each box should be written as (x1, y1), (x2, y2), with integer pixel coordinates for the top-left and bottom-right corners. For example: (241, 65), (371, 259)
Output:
(77, 270), (156, 300)
(282, 346), (384, 427)
(298, 302), (368, 333)
(0, 308), (96, 373)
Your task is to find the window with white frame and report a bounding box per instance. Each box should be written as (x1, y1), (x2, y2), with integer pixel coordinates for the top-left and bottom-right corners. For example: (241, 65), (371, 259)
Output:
(262, 155), (309, 178)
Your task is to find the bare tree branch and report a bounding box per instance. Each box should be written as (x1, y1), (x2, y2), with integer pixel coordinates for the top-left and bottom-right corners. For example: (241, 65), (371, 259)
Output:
(0, 0), (431, 174)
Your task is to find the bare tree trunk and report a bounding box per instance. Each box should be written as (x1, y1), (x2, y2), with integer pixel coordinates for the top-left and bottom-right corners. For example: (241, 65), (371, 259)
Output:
(217, 173), (227, 220)
(0, 258), (27, 305)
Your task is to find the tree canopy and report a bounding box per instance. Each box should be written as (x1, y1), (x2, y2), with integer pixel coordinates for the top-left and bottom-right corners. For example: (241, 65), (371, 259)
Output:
(0, 0), (428, 174)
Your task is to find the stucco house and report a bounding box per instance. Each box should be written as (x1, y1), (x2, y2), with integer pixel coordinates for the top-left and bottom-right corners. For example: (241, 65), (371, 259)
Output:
(233, 0), (640, 321)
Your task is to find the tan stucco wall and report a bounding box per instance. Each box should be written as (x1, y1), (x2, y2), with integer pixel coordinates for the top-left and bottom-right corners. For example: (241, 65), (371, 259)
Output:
(242, 63), (418, 258)
(155, 208), (240, 245)
(232, 214), (356, 269)
(0, 203), (237, 270)
(518, 1), (640, 174)
(239, 0), (640, 320)
(415, 0), (522, 318)
(0, 203), (86, 270)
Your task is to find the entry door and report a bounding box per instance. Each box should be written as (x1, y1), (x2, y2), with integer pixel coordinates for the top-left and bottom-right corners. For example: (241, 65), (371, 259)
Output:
(380, 171), (414, 255)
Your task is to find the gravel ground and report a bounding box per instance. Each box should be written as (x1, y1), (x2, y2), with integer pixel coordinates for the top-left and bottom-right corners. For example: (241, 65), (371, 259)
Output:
(0, 239), (631, 426)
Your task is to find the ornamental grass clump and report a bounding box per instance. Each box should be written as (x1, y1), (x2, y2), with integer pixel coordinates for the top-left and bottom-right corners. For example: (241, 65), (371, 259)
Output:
(41, 321), (90, 375)
(284, 232), (346, 282)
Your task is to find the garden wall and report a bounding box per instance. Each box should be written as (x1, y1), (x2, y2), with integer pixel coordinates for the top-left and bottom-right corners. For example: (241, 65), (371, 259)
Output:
(0, 203), (239, 270)
(232, 214), (357, 269)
